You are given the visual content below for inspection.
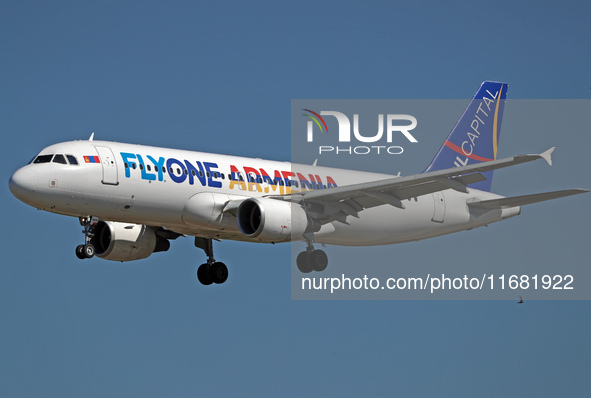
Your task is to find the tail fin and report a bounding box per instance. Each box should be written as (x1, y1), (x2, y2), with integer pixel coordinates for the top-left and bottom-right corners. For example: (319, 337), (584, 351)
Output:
(423, 81), (508, 191)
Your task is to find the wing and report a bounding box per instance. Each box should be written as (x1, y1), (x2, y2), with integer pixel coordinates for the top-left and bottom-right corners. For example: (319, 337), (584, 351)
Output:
(266, 147), (571, 224)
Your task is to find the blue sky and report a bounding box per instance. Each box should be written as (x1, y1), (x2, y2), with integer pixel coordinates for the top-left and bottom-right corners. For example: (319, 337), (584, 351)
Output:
(1, 1), (590, 396)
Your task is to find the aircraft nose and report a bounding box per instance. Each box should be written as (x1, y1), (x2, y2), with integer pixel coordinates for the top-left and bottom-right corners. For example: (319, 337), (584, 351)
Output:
(9, 166), (39, 202)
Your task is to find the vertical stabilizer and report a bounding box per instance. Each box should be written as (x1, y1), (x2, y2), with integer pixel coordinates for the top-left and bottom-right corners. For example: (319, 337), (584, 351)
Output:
(423, 81), (508, 191)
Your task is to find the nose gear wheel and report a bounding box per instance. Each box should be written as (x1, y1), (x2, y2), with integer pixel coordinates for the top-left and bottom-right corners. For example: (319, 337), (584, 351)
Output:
(75, 216), (99, 259)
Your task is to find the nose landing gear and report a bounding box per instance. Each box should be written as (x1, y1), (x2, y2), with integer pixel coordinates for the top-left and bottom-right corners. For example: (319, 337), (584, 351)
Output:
(75, 216), (99, 259)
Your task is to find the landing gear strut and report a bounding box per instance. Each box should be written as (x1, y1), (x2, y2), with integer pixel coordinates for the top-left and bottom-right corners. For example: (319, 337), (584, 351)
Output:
(75, 216), (99, 259)
(195, 237), (228, 285)
(296, 233), (328, 273)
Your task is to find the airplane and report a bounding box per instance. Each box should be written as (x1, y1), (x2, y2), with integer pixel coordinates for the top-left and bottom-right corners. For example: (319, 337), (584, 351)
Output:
(8, 81), (588, 286)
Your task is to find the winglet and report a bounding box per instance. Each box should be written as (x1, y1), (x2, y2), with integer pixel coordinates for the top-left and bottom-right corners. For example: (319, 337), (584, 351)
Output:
(540, 147), (554, 166)
(89, 132), (95, 142)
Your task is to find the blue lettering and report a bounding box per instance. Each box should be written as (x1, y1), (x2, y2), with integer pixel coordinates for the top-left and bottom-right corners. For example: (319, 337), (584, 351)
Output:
(166, 158), (187, 184)
(204, 162), (222, 188)
(120, 152), (137, 178)
(184, 160), (206, 186)
(147, 155), (165, 181)
(121, 152), (227, 189)
(137, 155), (156, 181)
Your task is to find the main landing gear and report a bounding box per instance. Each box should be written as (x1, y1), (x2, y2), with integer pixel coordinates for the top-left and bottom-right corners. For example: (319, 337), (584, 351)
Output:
(296, 233), (328, 273)
(195, 237), (228, 285)
(75, 216), (99, 259)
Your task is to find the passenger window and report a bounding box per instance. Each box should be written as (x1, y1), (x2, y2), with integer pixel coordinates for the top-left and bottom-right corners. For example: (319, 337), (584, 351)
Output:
(33, 154), (54, 164)
(66, 155), (78, 165)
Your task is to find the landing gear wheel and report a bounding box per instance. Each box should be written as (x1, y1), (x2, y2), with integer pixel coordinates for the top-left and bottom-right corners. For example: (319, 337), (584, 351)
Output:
(210, 262), (228, 284)
(83, 243), (95, 259)
(197, 264), (213, 286)
(75, 245), (86, 260)
(310, 249), (328, 272)
(76, 216), (99, 261)
(194, 237), (229, 286)
(296, 251), (314, 273)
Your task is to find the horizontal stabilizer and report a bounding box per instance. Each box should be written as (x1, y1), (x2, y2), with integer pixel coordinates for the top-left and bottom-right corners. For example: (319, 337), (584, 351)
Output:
(467, 189), (588, 209)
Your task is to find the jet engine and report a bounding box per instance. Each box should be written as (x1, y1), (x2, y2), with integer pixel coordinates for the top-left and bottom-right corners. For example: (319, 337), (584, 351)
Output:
(90, 221), (170, 262)
(236, 198), (309, 242)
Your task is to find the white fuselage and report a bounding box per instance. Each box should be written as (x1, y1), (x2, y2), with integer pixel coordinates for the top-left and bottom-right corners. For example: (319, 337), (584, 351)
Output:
(9, 140), (519, 246)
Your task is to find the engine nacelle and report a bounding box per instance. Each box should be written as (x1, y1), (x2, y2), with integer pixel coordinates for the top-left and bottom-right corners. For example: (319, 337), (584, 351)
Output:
(236, 198), (309, 242)
(182, 192), (245, 231)
(90, 221), (170, 262)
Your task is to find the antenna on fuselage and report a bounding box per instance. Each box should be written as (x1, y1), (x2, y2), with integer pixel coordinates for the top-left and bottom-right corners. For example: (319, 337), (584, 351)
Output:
(89, 132), (94, 141)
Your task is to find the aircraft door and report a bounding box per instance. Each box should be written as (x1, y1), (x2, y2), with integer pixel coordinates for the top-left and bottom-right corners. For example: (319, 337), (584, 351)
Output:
(95, 146), (119, 185)
(431, 191), (446, 223)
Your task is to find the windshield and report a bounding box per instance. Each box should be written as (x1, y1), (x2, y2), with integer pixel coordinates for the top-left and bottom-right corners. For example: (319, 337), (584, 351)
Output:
(31, 153), (80, 165)
(33, 154), (54, 164)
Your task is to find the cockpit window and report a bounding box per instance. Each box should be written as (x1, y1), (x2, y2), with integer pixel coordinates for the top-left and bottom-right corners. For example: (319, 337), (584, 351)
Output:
(53, 154), (67, 164)
(33, 154), (54, 164)
(66, 155), (78, 165)
(32, 153), (80, 166)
